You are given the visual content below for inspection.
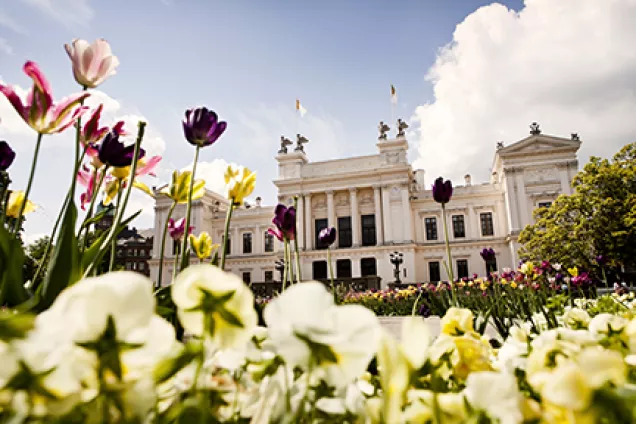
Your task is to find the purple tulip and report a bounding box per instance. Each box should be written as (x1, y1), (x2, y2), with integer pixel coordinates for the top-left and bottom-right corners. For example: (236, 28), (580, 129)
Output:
(268, 204), (296, 241)
(183, 107), (227, 147)
(318, 226), (337, 247)
(480, 248), (496, 262)
(0, 141), (16, 171)
(432, 177), (453, 204)
(98, 130), (145, 167)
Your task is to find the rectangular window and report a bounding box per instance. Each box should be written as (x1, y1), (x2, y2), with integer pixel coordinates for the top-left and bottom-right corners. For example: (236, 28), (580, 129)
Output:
(336, 259), (352, 278)
(425, 217), (438, 240)
(480, 212), (494, 237)
(360, 258), (377, 277)
(264, 271), (273, 281)
(312, 261), (328, 280)
(172, 240), (181, 255)
(264, 232), (274, 252)
(452, 215), (465, 238)
(315, 218), (329, 249)
(361, 214), (377, 246)
(242, 272), (251, 284)
(538, 201), (552, 209)
(429, 261), (441, 282)
(338, 216), (352, 248)
(485, 257), (498, 275)
(243, 233), (252, 254)
(457, 259), (469, 279)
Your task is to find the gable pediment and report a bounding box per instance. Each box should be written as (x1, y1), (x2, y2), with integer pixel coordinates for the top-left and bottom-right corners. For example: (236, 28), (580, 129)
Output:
(497, 135), (581, 157)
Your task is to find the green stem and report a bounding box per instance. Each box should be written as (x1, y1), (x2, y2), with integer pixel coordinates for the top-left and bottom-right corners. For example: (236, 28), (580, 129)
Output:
(173, 248), (181, 281)
(220, 200), (234, 270)
(441, 203), (457, 306)
(157, 201), (176, 288)
(108, 188), (124, 271)
(293, 196), (302, 283)
(84, 122), (146, 277)
(286, 239), (294, 286)
(0, 172), (11, 228)
(13, 133), (43, 235)
(68, 87), (87, 205)
(180, 145), (200, 272)
(282, 241), (290, 292)
(328, 247), (335, 301)
(80, 166), (108, 250)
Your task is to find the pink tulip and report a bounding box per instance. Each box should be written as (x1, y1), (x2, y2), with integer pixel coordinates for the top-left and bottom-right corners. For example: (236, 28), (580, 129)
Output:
(136, 155), (162, 177)
(64, 39), (119, 88)
(168, 217), (193, 241)
(77, 165), (97, 210)
(81, 104), (127, 151)
(0, 61), (90, 135)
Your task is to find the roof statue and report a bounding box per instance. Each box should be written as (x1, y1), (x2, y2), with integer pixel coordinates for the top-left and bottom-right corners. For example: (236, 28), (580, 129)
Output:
(396, 118), (409, 137)
(378, 121), (390, 140)
(496, 141), (504, 150)
(295, 134), (309, 152)
(278, 136), (293, 154)
(529, 122), (541, 135)
(571, 133), (580, 141)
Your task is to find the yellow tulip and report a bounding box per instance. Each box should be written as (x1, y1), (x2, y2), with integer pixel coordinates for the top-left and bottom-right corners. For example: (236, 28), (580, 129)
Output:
(189, 231), (218, 260)
(568, 267), (579, 277)
(6, 190), (37, 218)
(160, 170), (206, 204)
(225, 165), (256, 205)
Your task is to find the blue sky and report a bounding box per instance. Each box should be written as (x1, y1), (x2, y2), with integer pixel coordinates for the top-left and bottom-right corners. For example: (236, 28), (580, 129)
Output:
(2, 0), (635, 241)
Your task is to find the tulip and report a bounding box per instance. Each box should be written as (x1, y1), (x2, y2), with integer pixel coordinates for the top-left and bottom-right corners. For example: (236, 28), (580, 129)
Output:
(182, 107), (227, 147)
(189, 231), (218, 261)
(432, 177), (453, 204)
(168, 217), (193, 241)
(479, 248), (496, 262)
(0, 61), (90, 135)
(160, 170), (206, 204)
(64, 39), (119, 88)
(268, 204), (296, 242)
(77, 165), (97, 210)
(0, 141), (16, 171)
(319, 226), (337, 247)
(225, 165), (256, 206)
(97, 130), (145, 168)
(6, 190), (36, 218)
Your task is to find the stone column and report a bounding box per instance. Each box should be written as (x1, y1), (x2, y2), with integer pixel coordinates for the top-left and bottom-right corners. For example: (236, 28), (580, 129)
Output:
(381, 185), (392, 242)
(327, 190), (336, 229)
(558, 163), (572, 195)
(296, 194), (305, 250)
(304, 193), (312, 250)
(373, 185), (384, 245)
(468, 205), (478, 239)
(350, 188), (360, 247)
(254, 225), (262, 254)
(232, 227), (239, 255)
(495, 200), (506, 237)
(401, 184), (413, 243)
(503, 169), (520, 233)
(515, 171), (530, 228)
(352, 257), (361, 278)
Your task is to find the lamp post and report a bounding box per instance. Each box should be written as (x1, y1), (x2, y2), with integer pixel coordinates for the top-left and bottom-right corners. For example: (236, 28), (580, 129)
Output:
(390, 251), (403, 284)
(275, 259), (285, 283)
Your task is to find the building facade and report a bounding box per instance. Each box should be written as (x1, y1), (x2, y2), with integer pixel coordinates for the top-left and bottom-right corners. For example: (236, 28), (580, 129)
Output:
(149, 123), (581, 288)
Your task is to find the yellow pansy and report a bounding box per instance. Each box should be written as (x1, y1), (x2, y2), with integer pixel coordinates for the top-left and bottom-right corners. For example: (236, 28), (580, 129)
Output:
(441, 308), (475, 336)
(189, 231), (218, 261)
(568, 267), (579, 277)
(160, 170), (206, 204)
(6, 190), (37, 218)
(225, 165), (256, 205)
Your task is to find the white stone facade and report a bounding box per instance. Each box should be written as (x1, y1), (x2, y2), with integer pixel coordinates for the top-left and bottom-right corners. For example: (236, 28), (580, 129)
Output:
(149, 127), (581, 289)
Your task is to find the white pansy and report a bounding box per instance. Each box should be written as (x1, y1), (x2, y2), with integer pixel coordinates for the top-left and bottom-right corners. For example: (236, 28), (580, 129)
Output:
(539, 362), (591, 411)
(588, 313), (629, 336)
(264, 282), (380, 387)
(172, 265), (257, 349)
(464, 371), (523, 424)
(562, 307), (591, 329)
(576, 347), (626, 389)
(400, 316), (431, 369)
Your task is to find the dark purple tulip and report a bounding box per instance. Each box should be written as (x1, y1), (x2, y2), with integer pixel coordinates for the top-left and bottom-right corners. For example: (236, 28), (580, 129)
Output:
(480, 248), (495, 262)
(318, 226), (337, 247)
(0, 141), (16, 171)
(183, 107), (227, 147)
(98, 130), (145, 167)
(432, 177), (453, 204)
(268, 204), (296, 241)
(595, 255), (606, 266)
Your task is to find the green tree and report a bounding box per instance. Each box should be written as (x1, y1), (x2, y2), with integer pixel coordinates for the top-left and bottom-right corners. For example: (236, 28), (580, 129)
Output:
(519, 142), (636, 277)
(23, 236), (52, 288)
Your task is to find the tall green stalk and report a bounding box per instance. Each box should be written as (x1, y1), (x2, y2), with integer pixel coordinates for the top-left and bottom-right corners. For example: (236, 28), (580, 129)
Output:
(293, 196), (302, 283)
(282, 241), (290, 292)
(327, 247), (335, 301)
(156, 201), (176, 288)
(220, 200), (235, 270)
(68, 87), (87, 206)
(0, 172), (11, 228)
(13, 133), (43, 235)
(441, 203), (457, 306)
(108, 189), (124, 271)
(80, 166), (108, 250)
(179, 145), (200, 272)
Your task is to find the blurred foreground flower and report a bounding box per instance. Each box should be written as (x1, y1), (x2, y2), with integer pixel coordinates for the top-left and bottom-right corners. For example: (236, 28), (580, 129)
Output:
(0, 61), (89, 134)
(64, 39), (119, 88)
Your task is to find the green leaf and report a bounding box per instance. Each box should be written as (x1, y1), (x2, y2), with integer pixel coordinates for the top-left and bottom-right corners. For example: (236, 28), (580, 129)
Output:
(0, 222), (30, 306)
(0, 309), (35, 341)
(78, 208), (110, 231)
(153, 342), (202, 384)
(38, 201), (80, 311)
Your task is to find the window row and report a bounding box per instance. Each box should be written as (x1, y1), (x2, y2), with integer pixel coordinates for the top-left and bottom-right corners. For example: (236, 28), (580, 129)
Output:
(312, 257), (377, 280)
(315, 214), (377, 249)
(427, 257), (497, 281)
(172, 232), (276, 256)
(118, 248), (150, 257)
(424, 212), (494, 241)
(125, 261), (147, 271)
(240, 269), (276, 284)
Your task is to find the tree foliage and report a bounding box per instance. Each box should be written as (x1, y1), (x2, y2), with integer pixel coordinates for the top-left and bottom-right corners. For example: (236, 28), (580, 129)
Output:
(519, 142), (636, 277)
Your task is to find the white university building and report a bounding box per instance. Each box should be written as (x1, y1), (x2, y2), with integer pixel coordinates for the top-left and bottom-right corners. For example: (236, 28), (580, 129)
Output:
(149, 122), (581, 290)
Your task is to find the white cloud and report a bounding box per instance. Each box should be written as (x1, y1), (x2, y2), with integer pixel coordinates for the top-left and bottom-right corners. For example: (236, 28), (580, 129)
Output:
(0, 81), (33, 138)
(181, 158), (234, 197)
(0, 8), (27, 34)
(412, 0), (636, 186)
(22, 0), (93, 27)
(0, 38), (14, 55)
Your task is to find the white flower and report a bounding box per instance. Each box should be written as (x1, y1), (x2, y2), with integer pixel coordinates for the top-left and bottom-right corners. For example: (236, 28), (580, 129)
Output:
(400, 316), (431, 369)
(440, 307), (474, 336)
(562, 308), (591, 329)
(464, 371), (523, 424)
(540, 361), (591, 411)
(264, 282), (380, 387)
(576, 346), (626, 389)
(172, 265), (257, 349)
(588, 313), (628, 336)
